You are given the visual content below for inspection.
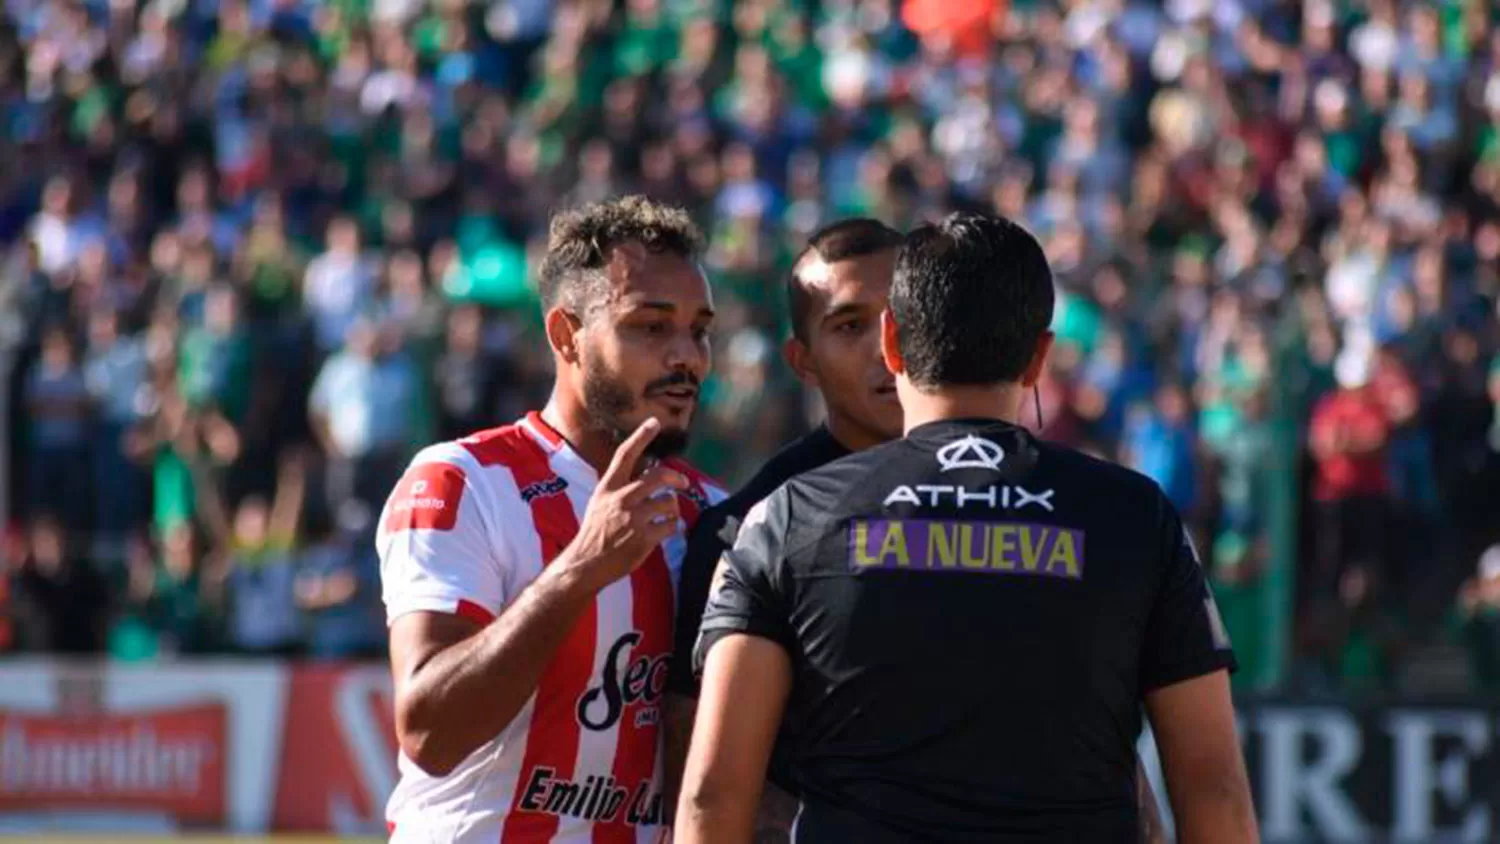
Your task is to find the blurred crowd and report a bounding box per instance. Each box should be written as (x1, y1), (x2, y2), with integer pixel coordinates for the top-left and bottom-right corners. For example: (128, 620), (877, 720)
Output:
(1, 0), (1499, 693)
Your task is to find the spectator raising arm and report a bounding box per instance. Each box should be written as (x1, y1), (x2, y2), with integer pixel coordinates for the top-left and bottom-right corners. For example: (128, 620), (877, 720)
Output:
(186, 433), (234, 552)
(268, 449), (308, 541)
(296, 563), (359, 612)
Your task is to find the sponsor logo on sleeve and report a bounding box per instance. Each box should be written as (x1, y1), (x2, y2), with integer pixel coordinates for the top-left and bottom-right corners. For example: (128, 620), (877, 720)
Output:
(383, 463), (466, 533)
(847, 518), (1085, 580)
(1182, 528), (1203, 567)
(715, 515), (742, 547)
(1205, 596), (1232, 650)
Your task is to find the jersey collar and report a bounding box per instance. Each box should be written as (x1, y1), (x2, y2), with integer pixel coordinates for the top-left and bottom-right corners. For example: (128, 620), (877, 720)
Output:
(906, 417), (1026, 443)
(521, 411), (601, 488)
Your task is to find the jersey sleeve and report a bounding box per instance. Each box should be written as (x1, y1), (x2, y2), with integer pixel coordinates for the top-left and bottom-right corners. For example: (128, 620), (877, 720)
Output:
(692, 487), (797, 678)
(377, 448), (509, 626)
(1139, 494), (1238, 692)
(668, 503), (737, 697)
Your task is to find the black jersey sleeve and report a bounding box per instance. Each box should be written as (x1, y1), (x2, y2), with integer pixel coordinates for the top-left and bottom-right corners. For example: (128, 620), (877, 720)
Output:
(692, 486), (797, 678)
(1139, 494), (1239, 693)
(667, 504), (737, 697)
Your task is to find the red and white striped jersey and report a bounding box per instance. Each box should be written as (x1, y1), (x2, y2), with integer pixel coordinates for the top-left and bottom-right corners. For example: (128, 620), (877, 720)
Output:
(377, 411), (727, 844)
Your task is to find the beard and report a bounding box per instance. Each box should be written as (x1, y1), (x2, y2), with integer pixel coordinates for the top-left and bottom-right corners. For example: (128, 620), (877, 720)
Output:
(581, 354), (693, 460)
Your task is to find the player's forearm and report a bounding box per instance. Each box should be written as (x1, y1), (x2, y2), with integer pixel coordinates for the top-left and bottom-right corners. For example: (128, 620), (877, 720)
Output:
(675, 790), (792, 844)
(675, 785), (760, 844)
(664, 695), (796, 842)
(397, 556), (601, 775)
(1168, 776), (1259, 844)
(661, 694), (697, 823)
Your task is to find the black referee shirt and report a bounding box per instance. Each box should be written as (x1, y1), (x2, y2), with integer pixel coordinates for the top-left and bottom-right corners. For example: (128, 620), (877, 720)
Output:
(669, 424), (849, 698)
(694, 417), (1237, 842)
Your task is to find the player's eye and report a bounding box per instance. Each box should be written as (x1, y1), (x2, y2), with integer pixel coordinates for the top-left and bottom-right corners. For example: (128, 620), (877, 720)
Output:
(692, 325), (712, 343)
(643, 321), (669, 336)
(834, 320), (864, 335)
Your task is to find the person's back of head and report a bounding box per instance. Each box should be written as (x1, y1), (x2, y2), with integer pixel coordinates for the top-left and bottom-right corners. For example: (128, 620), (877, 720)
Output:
(887, 211), (1055, 393)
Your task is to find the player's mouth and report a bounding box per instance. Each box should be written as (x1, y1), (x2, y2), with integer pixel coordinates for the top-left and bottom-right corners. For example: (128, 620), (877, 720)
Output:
(874, 383), (898, 400)
(649, 386), (698, 411)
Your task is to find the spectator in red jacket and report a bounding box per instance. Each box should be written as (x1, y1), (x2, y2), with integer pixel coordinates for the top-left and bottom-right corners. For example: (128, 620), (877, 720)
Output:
(1308, 348), (1394, 611)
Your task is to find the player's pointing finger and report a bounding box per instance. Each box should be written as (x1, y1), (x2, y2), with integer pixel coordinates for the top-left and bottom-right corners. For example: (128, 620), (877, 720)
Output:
(601, 416), (661, 489)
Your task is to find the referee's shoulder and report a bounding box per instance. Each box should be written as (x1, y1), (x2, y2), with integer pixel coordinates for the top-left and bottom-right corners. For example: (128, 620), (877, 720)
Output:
(703, 429), (841, 519)
(1033, 439), (1175, 518)
(777, 437), (899, 503)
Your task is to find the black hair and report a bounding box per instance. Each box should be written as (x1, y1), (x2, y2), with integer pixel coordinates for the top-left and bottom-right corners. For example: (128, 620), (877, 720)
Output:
(786, 218), (903, 342)
(536, 195), (705, 318)
(890, 212), (1054, 388)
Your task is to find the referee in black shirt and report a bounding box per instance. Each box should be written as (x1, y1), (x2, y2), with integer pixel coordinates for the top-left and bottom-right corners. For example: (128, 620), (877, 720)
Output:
(675, 212), (1258, 843)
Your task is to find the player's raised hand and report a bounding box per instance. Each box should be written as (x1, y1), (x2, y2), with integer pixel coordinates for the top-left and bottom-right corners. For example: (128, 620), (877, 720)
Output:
(567, 417), (687, 589)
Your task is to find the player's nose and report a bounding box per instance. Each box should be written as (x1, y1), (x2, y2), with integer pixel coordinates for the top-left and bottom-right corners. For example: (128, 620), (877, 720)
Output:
(664, 332), (708, 375)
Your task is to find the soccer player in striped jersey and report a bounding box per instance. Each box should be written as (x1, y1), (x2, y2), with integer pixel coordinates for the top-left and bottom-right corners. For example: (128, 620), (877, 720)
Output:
(378, 196), (726, 843)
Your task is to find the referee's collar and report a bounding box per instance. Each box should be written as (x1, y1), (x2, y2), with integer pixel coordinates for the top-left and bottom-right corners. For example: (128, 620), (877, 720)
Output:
(904, 417), (1038, 469)
(906, 416), (1026, 442)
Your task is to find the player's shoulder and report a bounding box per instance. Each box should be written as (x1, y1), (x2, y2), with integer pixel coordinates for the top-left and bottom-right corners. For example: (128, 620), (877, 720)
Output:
(405, 440), (485, 473)
(701, 427), (847, 526)
(404, 425), (538, 480)
(396, 423), (546, 503)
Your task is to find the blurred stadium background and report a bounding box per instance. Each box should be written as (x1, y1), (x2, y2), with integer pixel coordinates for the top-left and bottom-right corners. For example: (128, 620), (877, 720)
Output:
(1, 0), (1499, 839)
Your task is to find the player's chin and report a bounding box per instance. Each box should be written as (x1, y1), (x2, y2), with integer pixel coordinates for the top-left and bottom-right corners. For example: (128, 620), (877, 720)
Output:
(644, 422), (691, 458)
(870, 391), (903, 430)
(636, 402), (693, 450)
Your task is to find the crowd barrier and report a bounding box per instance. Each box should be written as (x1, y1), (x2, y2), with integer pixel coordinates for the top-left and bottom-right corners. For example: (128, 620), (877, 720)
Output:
(1, 659), (1498, 842)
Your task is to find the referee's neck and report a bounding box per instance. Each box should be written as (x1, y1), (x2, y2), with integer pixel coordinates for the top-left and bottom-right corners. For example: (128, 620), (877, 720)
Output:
(898, 381), (1026, 435)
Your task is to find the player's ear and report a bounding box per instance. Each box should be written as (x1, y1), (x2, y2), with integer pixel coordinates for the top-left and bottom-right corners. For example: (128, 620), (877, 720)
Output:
(783, 336), (819, 387)
(1020, 330), (1055, 388)
(879, 308), (904, 376)
(545, 306), (584, 365)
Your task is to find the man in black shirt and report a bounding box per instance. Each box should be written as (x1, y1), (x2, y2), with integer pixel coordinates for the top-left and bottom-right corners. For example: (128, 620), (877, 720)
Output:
(669, 219), (904, 688)
(676, 213), (1257, 843)
(664, 218), (904, 835)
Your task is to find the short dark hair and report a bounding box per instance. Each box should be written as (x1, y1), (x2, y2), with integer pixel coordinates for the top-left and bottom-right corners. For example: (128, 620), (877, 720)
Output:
(891, 212), (1054, 388)
(786, 218), (902, 342)
(537, 195), (705, 316)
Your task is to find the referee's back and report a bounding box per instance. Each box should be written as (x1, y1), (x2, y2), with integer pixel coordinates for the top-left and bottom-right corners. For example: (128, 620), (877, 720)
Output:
(684, 212), (1257, 844)
(701, 418), (1231, 840)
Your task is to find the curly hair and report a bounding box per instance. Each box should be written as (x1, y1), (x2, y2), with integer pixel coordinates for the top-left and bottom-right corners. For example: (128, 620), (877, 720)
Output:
(537, 195), (705, 318)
